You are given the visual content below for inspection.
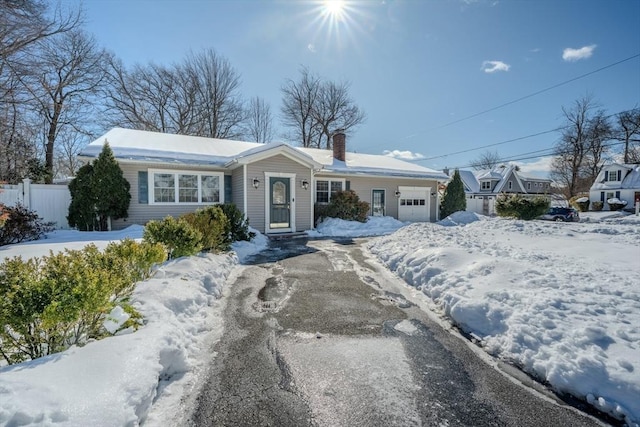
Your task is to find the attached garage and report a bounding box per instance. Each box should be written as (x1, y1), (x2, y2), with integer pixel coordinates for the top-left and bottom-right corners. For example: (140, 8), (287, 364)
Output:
(398, 186), (431, 222)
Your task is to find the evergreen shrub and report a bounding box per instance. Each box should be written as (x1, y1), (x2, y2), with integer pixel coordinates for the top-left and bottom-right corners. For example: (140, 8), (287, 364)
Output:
(315, 190), (369, 224)
(496, 194), (550, 220)
(591, 201), (604, 211)
(440, 170), (466, 219)
(181, 206), (230, 253)
(0, 240), (165, 365)
(219, 203), (255, 243)
(143, 216), (202, 259)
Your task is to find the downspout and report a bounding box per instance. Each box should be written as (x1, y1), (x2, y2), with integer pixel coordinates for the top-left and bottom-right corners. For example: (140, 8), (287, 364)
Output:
(243, 164), (248, 215)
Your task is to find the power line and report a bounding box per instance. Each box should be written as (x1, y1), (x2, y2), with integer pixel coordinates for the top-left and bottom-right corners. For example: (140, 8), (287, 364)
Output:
(415, 107), (638, 163)
(452, 140), (627, 170)
(398, 52), (640, 142)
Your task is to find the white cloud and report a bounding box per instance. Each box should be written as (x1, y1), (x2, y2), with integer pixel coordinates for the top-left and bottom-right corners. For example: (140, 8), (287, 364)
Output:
(307, 43), (316, 53)
(513, 156), (554, 177)
(481, 60), (510, 73)
(562, 44), (596, 62)
(383, 150), (425, 160)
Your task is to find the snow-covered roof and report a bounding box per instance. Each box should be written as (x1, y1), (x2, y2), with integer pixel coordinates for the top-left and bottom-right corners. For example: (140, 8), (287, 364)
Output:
(591, 163), (640, 190)
(453, 165), (551, 194)
(79, 128), (448, 180)
(456, 169), (480, 193)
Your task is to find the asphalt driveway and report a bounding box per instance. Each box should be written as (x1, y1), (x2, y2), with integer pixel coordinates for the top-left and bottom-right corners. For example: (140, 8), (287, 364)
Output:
(189, 237), (605, 427)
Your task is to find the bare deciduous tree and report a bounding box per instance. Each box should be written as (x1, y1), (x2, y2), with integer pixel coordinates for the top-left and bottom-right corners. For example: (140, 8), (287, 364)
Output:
(470, 150), (501, 170)
(104, 49), (245, 139)
(245, 97), (274, 143)
(0, 0), (80, 61)
(22, 30), (110, 183)
(185, 49), (245, 139)
(614, 108), (640, 163)
(281, 67), (365, 149)
(550, 96), (612, 199)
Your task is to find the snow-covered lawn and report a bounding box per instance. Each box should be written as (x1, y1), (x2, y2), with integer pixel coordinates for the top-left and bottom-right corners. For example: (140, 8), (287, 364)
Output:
(368, 211), (640, 426)
(0, 227), (268, 426)
(0, 212), (638, 425)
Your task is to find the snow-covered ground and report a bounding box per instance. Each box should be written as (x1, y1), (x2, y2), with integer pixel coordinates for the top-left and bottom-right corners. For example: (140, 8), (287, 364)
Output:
(0, 212), (638, 425)
(368, 211), (640, 426)
(0, 227), (268, 427)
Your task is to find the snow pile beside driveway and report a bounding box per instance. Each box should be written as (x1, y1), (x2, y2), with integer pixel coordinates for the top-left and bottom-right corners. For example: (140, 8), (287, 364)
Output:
(367, 215), (640, 425)
(307, 215), (407, 237)
(0, 225), (273, 426)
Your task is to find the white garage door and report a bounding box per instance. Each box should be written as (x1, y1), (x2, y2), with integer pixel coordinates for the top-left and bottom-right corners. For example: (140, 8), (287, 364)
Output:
(398, 186), (430, 222)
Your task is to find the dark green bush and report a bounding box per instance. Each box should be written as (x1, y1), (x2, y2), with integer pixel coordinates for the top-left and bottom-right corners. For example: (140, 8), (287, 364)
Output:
(496, 194), (550, 220)
(315, 190), (370, 224)
(0, 240), (165, 365)
(219, 203), (255, 243)
(0, 203), (55, 246)
(181, 206), (230, 253)
(143, 216), (202, 259)
(440, 169), (467, 219)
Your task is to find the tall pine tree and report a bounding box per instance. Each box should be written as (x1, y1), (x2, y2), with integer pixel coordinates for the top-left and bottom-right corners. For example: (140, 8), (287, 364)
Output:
(440, 169), (467, 219)
(67, 143), (130, 231)
(91, 143), (130, 230)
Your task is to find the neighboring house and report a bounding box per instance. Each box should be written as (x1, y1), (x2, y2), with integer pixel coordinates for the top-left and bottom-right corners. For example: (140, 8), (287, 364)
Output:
(589, 163), (640, 210)
(454, 165), (552, 216)
(78, 128), (448, 234)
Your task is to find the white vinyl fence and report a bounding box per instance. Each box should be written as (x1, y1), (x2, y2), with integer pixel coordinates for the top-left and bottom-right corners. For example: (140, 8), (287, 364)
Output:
(0, 179), (71, 229)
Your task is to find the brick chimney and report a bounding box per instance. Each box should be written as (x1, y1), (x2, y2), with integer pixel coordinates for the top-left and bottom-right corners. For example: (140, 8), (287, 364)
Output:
(332, 129), (346, 161)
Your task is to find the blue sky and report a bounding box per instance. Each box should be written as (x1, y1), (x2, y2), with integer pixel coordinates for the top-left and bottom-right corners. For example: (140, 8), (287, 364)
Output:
(79, 0), (640, 177)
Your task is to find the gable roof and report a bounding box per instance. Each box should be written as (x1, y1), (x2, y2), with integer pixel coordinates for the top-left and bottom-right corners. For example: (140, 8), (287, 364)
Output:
(591, 163), (640, 190)
(79, 128), (448, 180)
(454, 165), (551, 194)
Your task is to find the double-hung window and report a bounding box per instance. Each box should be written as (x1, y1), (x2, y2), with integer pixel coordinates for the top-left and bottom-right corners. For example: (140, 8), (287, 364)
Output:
(607, 171), (619, 182)
(150, 169), (223, 204)
(316, 179), (345, 203)
(481, 181), (491, 190)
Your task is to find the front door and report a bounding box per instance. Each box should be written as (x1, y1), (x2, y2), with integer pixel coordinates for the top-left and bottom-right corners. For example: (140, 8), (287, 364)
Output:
(372, 189), (385, 216)
(269, 177), (291, 231)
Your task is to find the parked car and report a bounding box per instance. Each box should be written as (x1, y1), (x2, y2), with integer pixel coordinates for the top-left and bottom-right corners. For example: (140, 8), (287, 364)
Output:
(539, 207), (580, 222)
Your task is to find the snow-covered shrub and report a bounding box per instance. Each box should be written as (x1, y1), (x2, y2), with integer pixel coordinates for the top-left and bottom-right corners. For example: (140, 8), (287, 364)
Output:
(607, 198), (627, 211)
(0, 203), (55, 246)
(143, 216), (202, 259)
(496, 194), (550, 220)
(0, 240), (165, 365)
(591, 201), (604, 211)
(569, 195), (590, 212)
(220, 203), (256, 243)
(315, 190), (370, 224)
(181, 206), (230, 253)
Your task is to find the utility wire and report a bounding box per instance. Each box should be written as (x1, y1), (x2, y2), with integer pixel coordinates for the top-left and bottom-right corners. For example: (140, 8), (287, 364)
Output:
(429, 53), (640, 131)
(452, 140), (626, 170)
(414, 107), (638, 163)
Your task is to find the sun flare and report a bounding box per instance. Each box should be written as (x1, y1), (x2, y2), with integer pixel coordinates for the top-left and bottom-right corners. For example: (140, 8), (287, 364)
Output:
(323, 0), (346, 18)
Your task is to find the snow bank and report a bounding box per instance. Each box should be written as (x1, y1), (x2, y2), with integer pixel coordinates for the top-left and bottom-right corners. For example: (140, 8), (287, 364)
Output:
(437, 211), (485, 226)
(367, 217), (640, 425)
(307, 216), (406, 238)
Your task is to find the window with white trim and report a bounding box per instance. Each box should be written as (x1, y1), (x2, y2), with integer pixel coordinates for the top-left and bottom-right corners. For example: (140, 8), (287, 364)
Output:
(508, 181), (513, 190)
(315, 179), (345, 203)
(607, 171), (618, 182)
(150, 170), (223, 204)
(527, 182), (531, 190)
(481, 181), (491, 190)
